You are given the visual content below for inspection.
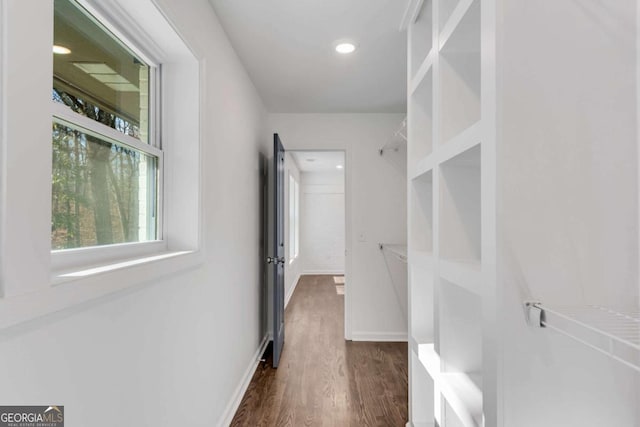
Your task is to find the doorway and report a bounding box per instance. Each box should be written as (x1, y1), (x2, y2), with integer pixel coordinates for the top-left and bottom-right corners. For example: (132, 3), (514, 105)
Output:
(283, 150), (346, 314)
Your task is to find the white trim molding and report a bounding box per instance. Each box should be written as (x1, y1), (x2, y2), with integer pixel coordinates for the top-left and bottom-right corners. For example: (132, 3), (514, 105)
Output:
(218, 334), (270, 427)
(350, 331), (408, 342)
(302, 270), (345, 276)
(284, 273), (302, 308)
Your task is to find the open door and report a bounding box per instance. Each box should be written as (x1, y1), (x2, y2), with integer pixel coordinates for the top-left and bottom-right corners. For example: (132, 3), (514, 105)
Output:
(269, 133), (286, 367)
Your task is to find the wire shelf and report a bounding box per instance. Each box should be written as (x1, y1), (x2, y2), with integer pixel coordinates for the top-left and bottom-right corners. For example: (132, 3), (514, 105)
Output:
(527, 303), (640, 373)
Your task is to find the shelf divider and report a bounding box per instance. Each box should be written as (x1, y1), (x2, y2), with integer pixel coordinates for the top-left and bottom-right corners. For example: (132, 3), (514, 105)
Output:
(438, 120), (481, 166)
(439, 259), (482, 296)
(410, 153), (436, 181)
(410, 49), (436, 96)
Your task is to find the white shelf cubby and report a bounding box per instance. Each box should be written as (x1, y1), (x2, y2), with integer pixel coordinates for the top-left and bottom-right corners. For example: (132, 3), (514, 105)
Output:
(439, 259), (482, 296)
(439, 144), (481, 264)
(439, 278), (483, 377)
(409, 0), (434, 82)
(410, 348), (436, 426)
(410, 262), (434, 347)
(410, 170), (434, 254)
(409, 69), (434, 174)
(419, 343), (483, 427)
(439, 0), (480, 144)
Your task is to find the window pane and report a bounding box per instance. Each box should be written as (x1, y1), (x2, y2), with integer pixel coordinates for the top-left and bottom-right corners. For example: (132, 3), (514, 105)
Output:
(52, 121), (158, 250)
(53, 0), (150, 143)
(294, 181), (299, 258)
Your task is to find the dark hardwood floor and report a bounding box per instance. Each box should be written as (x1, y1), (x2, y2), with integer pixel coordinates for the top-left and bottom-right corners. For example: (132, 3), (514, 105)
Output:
(231, 275), (408, 427)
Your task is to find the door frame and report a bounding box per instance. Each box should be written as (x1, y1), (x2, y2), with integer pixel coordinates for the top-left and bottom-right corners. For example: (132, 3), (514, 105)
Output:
(284, 148), (352, 340)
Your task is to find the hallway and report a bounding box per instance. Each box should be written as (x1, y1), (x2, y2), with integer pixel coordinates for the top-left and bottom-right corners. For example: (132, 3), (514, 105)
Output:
(231, 275), (408, 426)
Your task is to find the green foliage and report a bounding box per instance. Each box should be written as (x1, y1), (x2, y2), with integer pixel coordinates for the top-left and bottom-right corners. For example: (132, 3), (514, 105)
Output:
(51, 88), (151, 250)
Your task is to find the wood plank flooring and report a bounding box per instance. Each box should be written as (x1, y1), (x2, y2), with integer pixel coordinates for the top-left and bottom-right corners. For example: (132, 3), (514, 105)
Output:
(231, 275), (408, 427)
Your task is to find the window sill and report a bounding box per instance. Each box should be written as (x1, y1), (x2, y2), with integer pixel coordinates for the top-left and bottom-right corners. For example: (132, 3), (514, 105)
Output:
(0, 250), (202, 331)
(51, 250), (194, 285)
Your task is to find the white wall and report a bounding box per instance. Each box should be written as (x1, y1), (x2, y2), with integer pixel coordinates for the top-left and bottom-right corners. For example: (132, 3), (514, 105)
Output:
(0, 1), (269, 426)
(300, 170), (345, 274)
(268, 114), (408, 341)
(284, 152), (302, 306)
(498, 1), (640, 425)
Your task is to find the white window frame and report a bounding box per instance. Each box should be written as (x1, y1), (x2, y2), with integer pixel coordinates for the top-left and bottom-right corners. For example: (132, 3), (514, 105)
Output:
(50, 0), (166, 273)
(0, 0), (202, 329)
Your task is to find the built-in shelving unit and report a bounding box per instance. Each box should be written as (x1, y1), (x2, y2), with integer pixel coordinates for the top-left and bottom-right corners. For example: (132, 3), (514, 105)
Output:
(403, 0), (640, 425)
(404, 0), (493, 425)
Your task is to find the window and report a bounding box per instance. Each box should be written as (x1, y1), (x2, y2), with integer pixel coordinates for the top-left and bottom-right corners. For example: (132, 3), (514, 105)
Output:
(51, 0), (160, 251)
(289, 175), (300, 262)
(0, 0), (200, 311)
(294, 180), (299, 258)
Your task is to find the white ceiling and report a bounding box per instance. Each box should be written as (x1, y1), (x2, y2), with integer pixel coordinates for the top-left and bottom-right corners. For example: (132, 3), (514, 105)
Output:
(208, 0), (408, 113)
(291, 151), (345, 172)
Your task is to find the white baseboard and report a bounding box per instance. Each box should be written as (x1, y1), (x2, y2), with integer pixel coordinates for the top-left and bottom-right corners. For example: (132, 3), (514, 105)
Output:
(284, 273), (301, 308)
(218, 334), (269, 427)
(302, 270), (345, 275)
(350, 331), (408, 342)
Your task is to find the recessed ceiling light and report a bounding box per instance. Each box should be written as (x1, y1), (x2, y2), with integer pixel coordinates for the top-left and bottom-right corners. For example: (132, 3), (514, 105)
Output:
(336, 165), (344, 169)
(53, 45), (71, 55)
(335, 42), (356, 54)
(306, 158), (316, 162)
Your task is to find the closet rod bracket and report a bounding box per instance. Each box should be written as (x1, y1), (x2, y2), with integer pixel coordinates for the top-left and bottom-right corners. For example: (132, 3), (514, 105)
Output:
(524, 301), (544, 328)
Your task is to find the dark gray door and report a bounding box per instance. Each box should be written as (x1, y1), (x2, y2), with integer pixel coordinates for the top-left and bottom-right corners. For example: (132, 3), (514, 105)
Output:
(271, 133), (286, 368)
